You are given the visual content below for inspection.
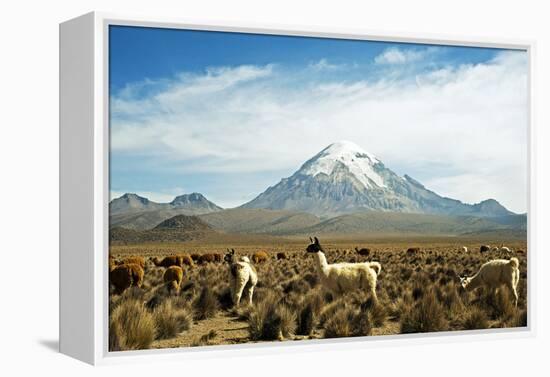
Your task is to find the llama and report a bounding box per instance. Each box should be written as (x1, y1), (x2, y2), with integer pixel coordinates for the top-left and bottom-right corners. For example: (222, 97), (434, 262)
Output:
(118, 256), (146, 269)
(460, 246), (468, 253)
(198, 253), (216, 264)
(500, 246), (512, 253)
(306, 237), (381, 301)
(459, 258), (520, 307)
(109, 263), (144, 295)
(178, 254), (194, 267)
(252, 251), (268, 264)
(151, 256), (180, 268)
(355, 247), (371, 256)
(407, 247), (420, 256)
(480, 245), (490, 253)
(163, 266), (184, 294)
(225, 249), (258, 306)
(276, 252), (287, 260)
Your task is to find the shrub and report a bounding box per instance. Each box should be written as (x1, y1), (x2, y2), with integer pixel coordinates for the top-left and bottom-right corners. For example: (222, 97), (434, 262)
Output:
(364, 298), (387, 328)
(401, 288), (447, 334)
(217, 287), (234, 310)
(324, 307), (372, 338)
(153, 299), (193, 339)
(248, 293), (296, 341)
(511, 308), (528, 328)
(319, 299), (343, 326)
(109, 299), (156, 351)
(462, 307), (489, 330)
(296, 302), (314, 336)
(194, 286), (219, 320)
(412, 286), (424, 301)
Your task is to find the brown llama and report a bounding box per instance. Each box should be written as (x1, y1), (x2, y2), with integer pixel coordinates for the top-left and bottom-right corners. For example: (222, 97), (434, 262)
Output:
(355, 247), (371, 256)
(163, 266), (184, 294)
(109, 263), (144, 295)
(119, 256), (146, 269)
(407, 247), (420, 256)
(151, 256), (180, 268)
(252, 251), (269, 264)
(276, 252), (287, 260)
(198, 253), (216, 264)
(178, 254), (194, 267)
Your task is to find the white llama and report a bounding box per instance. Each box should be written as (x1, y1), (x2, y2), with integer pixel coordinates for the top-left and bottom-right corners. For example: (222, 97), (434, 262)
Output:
(306, 237), (381, 301)
(459, 258), (520, 307)
(224, 249), (258, 306)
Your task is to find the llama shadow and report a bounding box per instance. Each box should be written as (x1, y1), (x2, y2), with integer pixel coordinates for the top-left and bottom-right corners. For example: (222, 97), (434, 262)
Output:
(38, 339), (59, 352)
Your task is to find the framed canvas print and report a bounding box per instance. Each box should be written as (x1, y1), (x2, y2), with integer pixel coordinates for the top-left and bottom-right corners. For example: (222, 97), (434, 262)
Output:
(59, 12), (535, 365)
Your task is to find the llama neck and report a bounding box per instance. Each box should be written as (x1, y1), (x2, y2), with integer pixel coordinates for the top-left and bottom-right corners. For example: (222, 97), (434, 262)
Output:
(465, 272), (483, 291)
(313, 252), (330, 277)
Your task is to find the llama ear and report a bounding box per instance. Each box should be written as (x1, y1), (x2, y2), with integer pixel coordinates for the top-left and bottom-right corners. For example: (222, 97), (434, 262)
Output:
(314, 236), (319, 245)
(309, 237), (313, 244)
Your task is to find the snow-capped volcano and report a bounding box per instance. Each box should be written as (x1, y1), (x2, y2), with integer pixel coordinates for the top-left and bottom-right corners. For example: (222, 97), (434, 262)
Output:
(241, 141), (513, 218)
(299, 141), (386, 188)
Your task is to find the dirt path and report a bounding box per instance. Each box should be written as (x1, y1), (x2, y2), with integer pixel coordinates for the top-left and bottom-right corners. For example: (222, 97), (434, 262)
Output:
(151, 311), (401, 350)
(152, 313), (250, 349)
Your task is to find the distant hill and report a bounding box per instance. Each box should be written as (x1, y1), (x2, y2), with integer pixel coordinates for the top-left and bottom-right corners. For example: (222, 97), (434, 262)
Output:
(294, 212), (524, 237)
(485, 214), (527, 229)
(110, 215), (215, 243)
(196, 208), (526, 238)
(199, 208), (321, 235)
(109, 192), (223, 230)
(154, 214), (213, 231)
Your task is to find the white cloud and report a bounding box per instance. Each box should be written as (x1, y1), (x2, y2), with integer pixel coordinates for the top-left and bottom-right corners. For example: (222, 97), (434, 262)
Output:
(308, 58), (344, 71)
(111, 50), (528, 212)
(374, 46), (433, 65)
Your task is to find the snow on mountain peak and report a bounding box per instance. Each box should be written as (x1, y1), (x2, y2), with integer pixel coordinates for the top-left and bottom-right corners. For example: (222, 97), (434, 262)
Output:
(299, 140), (386, 188)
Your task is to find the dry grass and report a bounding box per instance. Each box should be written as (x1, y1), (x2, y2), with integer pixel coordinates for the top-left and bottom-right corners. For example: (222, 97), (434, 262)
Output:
(153, 298), (193, 339)
(109, 299), (156, 351)
(109, 237), (528, 350)
(248, 291), (296, 341)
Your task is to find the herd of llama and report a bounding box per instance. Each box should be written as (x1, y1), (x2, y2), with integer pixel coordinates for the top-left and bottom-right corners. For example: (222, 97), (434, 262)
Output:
(110, 236), (522, 311)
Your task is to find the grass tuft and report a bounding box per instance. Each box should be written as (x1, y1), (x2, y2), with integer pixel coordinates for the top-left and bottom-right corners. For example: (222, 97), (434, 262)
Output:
(109, 299), (156, 351)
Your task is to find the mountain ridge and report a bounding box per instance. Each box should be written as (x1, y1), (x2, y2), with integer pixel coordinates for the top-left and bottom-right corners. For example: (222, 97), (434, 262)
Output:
(109, 192), (223, 230)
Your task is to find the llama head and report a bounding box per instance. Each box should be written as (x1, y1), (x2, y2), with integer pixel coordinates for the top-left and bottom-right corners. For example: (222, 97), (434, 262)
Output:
(306, 236), (324, 253)
(459, 276), (472, 290)
(224, 249), (235, 263)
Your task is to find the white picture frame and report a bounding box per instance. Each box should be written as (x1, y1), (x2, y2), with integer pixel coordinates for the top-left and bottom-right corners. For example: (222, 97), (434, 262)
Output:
(59, 11), (536, 365)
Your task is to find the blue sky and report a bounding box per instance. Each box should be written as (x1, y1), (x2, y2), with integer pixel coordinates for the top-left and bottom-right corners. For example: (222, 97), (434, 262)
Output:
(109, 25), (528, 212)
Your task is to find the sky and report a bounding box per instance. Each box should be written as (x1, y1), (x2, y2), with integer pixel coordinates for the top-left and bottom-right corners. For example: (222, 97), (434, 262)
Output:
(109, 25), (528, 213)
